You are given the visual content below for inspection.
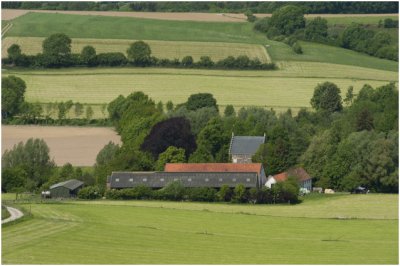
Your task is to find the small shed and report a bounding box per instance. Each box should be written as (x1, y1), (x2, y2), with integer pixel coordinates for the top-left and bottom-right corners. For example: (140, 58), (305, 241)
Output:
(49, 179), (84, 198)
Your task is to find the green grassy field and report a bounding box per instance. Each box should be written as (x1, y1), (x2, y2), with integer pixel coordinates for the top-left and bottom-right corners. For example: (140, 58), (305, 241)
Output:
(4, 62), (396, 111)
(1, 194), (398, 264)
(267, 40), (398, 72)
(5, 12), (267, 44)
(1, 37), (270, 62)
(322, 15), (398, 26)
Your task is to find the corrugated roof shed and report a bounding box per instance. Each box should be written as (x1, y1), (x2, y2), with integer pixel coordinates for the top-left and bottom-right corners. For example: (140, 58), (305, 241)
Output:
(110, 172), (259, 188)
(229, 136), (265, 155)
(50, 179), (84, 190)
(164, 163), (263, 173)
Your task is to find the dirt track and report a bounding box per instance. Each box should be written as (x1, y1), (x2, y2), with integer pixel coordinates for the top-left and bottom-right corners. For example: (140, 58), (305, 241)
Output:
(2, 9), (397, 22)
(2, 125), (121, 166)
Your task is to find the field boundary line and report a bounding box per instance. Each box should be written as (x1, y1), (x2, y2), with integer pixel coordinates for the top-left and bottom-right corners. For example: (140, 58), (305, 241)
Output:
(1, 23), (13, 38)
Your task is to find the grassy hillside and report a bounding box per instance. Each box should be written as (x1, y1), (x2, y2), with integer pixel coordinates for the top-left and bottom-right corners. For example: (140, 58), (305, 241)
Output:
(5, 12), (398, 71)
(2, 194), (398, 264)
(2, 37), (271, 62)
(267, 40), (398, 72)
(4, 63), (395, 110)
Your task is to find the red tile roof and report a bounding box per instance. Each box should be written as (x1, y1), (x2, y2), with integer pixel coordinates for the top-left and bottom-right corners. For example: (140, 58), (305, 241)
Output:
(273, 167), (311, 182)
(165, 163), (263, 173)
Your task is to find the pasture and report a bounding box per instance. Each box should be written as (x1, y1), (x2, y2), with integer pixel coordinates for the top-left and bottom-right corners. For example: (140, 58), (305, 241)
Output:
(2, 125), (121, 166)
(1, 37), (271, 62)
(4, 63), (396, 111)
(4, 12), (398, 71)
(1, 194), (398, 264)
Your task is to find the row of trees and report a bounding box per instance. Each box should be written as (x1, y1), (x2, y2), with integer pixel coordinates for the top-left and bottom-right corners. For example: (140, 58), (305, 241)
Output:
(80, 178), (300, 204)
(5, 35), (276, 70)
(2, 77), (398, 194)
(253, 5), (398, 61)
(3, 1), (398, 14)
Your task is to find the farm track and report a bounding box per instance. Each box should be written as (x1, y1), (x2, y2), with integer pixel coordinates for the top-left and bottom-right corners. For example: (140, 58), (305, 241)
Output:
(1, 207), (23, 224)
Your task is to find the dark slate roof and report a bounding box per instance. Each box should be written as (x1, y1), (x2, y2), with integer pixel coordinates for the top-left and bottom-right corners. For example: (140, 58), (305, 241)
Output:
(50, 179), (84, 190)
(110, 172), (259, 189)
(229, 135), (265, 155)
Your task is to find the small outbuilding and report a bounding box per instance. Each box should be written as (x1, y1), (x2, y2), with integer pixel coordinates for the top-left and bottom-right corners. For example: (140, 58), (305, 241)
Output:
(266, 167), (312, 191)
(49, 179), (84, 198)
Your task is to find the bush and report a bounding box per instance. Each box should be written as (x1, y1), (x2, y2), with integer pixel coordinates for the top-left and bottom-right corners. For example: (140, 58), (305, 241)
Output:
(158, 181), (186, 201)
(197, 56), (214, 67)
(292, 42), (303, 54)
(181, 55), (194, 67)
(254, 17), (270, 33)
(232, 184), (248, 203)
(217, 184), (233, 202)
(383, 18), (398, 28)
(187, 187), (217, 202)
(96, 52), (127, 66)
(105, 189), (122, 199)
(78, 185), (102, 199)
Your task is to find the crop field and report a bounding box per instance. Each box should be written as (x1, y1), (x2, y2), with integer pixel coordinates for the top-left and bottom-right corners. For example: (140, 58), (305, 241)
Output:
(1, 37), (270, 62)
(1, 194), (398, 264)
(2, 125), (121, 166)
(4, 62), (396, 111)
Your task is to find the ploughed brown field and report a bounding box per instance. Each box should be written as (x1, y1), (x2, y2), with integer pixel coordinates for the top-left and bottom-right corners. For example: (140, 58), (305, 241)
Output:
(2, 9), (397, 22)
(2, 125), (121, 166)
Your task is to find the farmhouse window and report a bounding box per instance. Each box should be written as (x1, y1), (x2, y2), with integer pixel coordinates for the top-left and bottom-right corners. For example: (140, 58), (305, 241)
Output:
(174, 178), (178, 181)
(205, 178), (209, 182)
(246, 178), (251, 182)
(160, 178), (165, 182)
(143, 178), (147, 182)
(129, 178), (133, 182)
(115, 178), (119, 182)
(188, 178), (192, 182)
(232, 178), (236, 182)
(219, 178), (223, 182)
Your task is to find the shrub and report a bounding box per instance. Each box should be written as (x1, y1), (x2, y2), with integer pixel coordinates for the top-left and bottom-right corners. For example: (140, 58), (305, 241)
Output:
(253, 17), (270, 33)
(158, 181), (186, 201)
(383, 18), (398, 28)
(292, 42), (303, 54)
(217, 184), (233, 202)
(105, 189), (122, 199)
(232, 184), (248, 203)
(96, 52), (127, 66)
(197, 56), (214, 67)
(78, 185), (102, 199)
(187, 187), (217, 202)
(181, 55), (194, 67)
(127, 41), (152, 65)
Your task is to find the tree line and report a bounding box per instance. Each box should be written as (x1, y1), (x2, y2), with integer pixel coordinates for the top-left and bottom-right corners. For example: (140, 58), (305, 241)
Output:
(253, 5), (398, 61)
(79, 179), (300, 204)
(4, 35), (276, 70)
(3, 1), (398, 14)
(2, 79), (398, 195)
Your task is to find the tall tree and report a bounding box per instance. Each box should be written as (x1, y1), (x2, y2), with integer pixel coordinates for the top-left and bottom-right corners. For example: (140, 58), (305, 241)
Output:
(127, 41), (152, 65)
(2, 75), (26, 118)
(310, 82), (343, 113)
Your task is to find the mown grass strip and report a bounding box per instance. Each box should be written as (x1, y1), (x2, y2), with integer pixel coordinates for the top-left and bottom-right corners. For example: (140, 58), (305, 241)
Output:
(2, 37), (271, 62)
